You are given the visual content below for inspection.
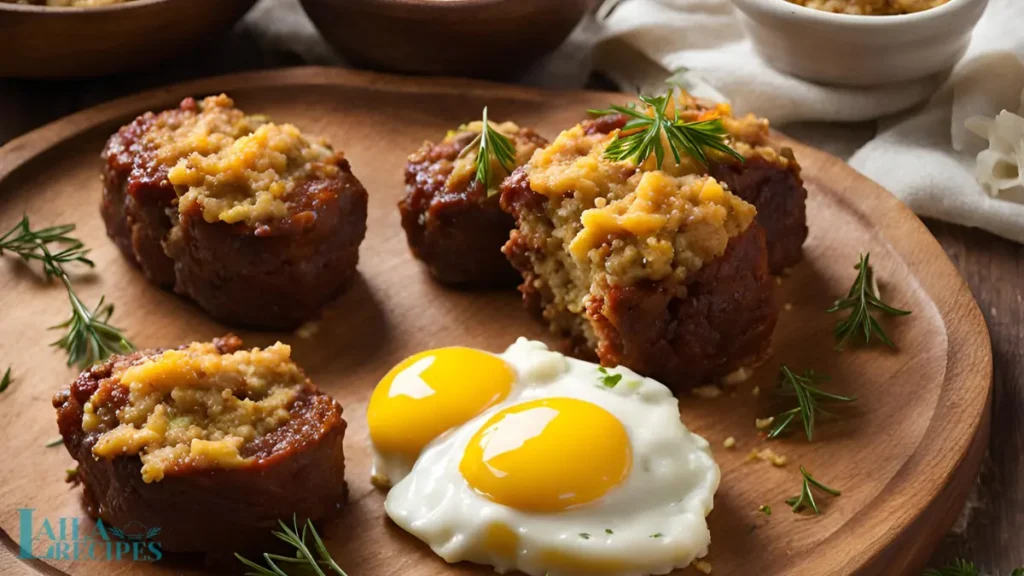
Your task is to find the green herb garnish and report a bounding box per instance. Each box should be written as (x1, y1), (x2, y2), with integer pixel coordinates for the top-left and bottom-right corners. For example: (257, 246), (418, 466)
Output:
(650, 533), (663, 538)
(0, 367), (11, 394)
(757, 505), (771, 516)
(923, 559), (979, 576)
(922, 560), (1024, 576)
(827, 253), (910, 350)
(765, 367), (855, 442)
(597, 367), (622, 388)
(236, 515), (347, 576)
(786, 466), (840, 515)
(45, 437), (63, 448)
(0, 216), (134, 368)
(579, 533), (591, 539)
(589, 92), (744, 169)
(605, 529), (614, 535)
(458, 106), (516, 196)
(0, 215), (93, 278)
(49, 275), (133, 369)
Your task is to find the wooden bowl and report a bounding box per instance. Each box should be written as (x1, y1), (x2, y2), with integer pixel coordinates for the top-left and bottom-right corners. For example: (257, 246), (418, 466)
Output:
(0, 0), (257, 78)
(298, 0), (593, 78)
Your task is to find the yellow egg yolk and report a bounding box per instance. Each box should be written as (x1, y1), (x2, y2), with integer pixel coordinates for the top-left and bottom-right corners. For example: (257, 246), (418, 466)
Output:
(368, 347), (515, 460)
(460, 398), (632, 512)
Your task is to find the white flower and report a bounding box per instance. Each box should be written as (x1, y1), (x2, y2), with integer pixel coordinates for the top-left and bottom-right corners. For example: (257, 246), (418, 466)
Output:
(965, 89), (1024, 197)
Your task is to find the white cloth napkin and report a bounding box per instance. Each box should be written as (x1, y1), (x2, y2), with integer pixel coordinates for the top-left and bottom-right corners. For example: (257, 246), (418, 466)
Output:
(594, 0), (1024, 243)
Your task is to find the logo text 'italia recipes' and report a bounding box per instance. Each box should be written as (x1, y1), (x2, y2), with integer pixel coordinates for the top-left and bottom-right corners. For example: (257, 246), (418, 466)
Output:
(17, 509), (163, 562)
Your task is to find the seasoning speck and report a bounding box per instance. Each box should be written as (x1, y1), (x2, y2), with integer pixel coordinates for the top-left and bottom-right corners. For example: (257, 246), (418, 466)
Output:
(692, 385), (723, 399)
(755, 416), (775, 430)
(295, 320), (320, 339)
(723, 437), (736, 449)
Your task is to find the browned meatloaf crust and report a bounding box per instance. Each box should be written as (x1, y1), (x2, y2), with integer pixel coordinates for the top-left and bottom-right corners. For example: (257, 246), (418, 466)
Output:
(584, 226), (776, 386)
(101, 102), (190, 288)
(399, 123), (548, 287)
(584, 107), (807, 274)
(52, 335), (347, 554)
(500, 121), (778, 393)
(101, 95), (368, 330)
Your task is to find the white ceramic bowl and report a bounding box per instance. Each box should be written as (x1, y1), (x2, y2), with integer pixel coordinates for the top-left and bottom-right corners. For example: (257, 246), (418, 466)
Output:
(729, 0), (989, 86)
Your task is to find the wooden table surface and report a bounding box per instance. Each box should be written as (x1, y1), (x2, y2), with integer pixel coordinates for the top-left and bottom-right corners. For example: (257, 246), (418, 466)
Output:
(0, 5), (1020, 573)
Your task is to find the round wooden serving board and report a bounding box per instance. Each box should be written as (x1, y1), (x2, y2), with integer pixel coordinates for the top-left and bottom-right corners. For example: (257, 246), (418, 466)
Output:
(0, 67), (992, 576)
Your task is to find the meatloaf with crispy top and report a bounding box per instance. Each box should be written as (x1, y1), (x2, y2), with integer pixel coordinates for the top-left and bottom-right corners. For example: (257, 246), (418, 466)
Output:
(399, 120), (547, 287)
(101, 95), (368, 329)
(585, 95), (807, 273)
(52, 335), (347, 554)
(501, 120), (778, 393)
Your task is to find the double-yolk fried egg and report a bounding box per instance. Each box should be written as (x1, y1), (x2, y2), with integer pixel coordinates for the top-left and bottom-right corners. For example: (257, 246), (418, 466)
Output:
(367, 338), (720, 576)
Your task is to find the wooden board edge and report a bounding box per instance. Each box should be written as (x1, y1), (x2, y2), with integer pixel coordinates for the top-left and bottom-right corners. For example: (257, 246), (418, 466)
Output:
(775, 137), (994, 574)
(0, 67), (995, 575)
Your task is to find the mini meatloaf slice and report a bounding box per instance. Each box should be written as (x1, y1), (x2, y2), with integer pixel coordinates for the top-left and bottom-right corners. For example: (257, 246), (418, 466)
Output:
(585, 95), (807, 273)
(101, 95), (264, 287)
(52, 335), (347, 554)
(101, 95), (368, 330)
(399, 121), (547, 287)
(501, 123), (778, 393)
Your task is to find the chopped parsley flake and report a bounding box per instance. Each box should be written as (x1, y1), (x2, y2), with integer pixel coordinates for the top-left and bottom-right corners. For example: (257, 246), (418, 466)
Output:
(597, 367), (623, 388)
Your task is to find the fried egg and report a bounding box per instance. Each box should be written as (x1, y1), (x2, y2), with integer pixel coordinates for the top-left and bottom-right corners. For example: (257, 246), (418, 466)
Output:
(367, 346), (521, 486)
(370, 339), (720, 576)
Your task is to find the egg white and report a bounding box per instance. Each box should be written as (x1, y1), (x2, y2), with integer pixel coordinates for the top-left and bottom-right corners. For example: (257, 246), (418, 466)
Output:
(383, 338), (720, 576)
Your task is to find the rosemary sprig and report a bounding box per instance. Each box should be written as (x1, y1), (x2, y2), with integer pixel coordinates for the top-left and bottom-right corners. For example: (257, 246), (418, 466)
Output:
(457, 107), (517, 196)
(922, 560), (978, 576)
(827, 253), (911, 350)
(0, 215), (93, 279)
(786, 466), (841, 515)
(235, 516), (347, 576)
(0, 216), (133, 368)
(589, 92), (744, 169)
(765, 367), (855, 442)
(49, 270), (133, 369)
(0, 367), (10, 394)
(923, 559), (1024, 576)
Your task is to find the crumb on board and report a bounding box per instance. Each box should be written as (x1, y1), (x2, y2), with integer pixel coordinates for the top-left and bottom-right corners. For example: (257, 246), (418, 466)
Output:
(783, 303), (793, 311)
(721, 366), (752, 385)
(775, 277), (783, 286)
(692, 559), (713, 574)
(755, 416), (774, 430)
(295, 320), (320, 339)
(752, 385), (761, 397)
(748, 448), (787, 467)
(692, 385), (723, 399)
(723, 437), (736, 449)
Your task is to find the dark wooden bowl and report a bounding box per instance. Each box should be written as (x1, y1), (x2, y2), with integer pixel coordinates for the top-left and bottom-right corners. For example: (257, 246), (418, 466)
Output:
(298, 0), (593, 78)
(0, 0), (257, 78)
